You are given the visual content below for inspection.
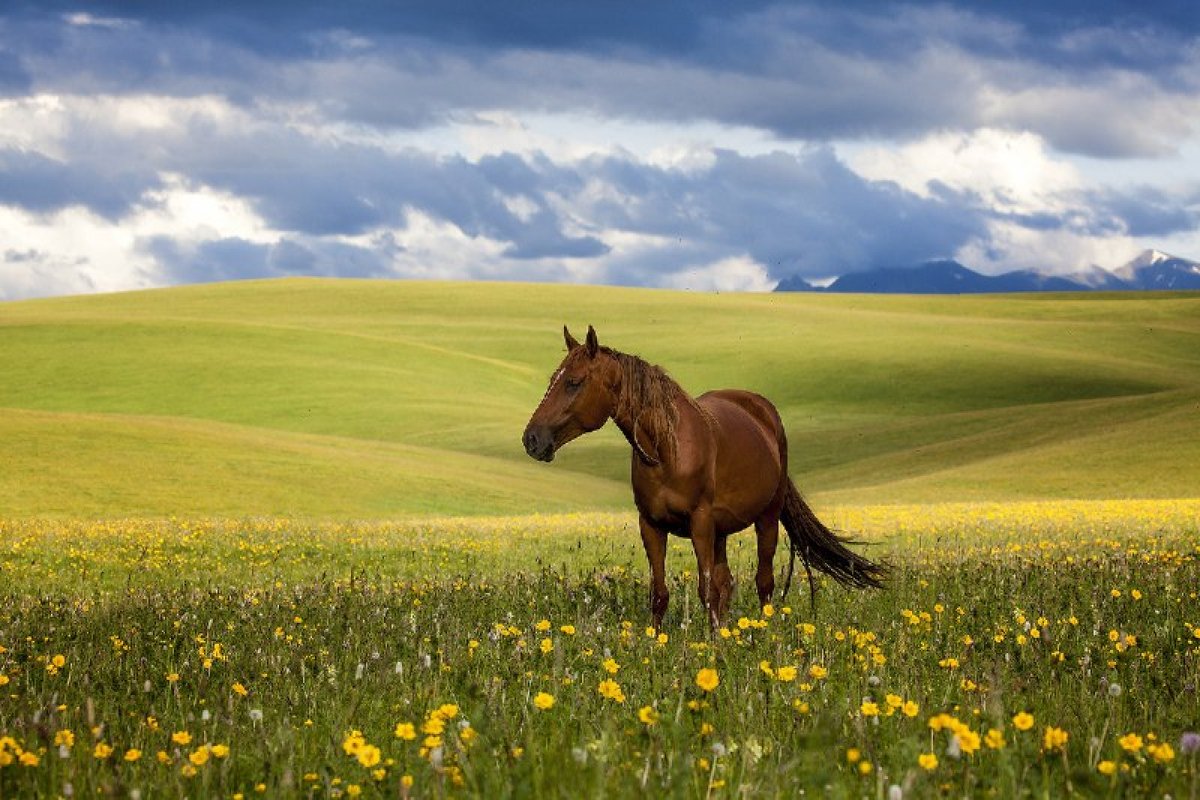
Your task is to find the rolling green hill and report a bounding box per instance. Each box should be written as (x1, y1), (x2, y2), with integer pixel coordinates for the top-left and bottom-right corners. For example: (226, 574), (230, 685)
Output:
(1, 279), (1198, 517)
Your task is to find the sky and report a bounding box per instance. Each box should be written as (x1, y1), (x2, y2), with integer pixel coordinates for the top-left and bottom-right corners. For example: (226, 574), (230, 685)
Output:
(1, 1), (1198, 299)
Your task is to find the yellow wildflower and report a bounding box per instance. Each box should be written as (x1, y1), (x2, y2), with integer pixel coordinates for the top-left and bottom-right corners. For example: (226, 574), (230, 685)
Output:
(695, 668), (720, 692)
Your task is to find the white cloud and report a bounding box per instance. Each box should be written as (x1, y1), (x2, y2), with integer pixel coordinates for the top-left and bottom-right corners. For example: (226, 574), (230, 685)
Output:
(845, 129), (1081, 214)
(662, 255), (776, 292)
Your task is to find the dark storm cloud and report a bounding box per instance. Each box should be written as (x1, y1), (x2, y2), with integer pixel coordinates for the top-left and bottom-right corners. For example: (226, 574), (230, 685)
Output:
(144, 235), (397, 284)
(579, 148), (988, 278)
(5, 2), (1198, 157)
(0, 148), (161, 219)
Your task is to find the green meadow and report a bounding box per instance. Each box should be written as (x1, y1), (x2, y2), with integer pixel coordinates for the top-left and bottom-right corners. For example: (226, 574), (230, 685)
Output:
(2, 281), (1200, 798)
(1, 279), (1198, 517)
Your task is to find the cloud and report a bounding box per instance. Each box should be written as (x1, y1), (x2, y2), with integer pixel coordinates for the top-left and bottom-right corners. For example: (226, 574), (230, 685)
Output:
(5, 3), (1198, 158)
(0, 148), (160, 219)
(0, 2), (1198, 298)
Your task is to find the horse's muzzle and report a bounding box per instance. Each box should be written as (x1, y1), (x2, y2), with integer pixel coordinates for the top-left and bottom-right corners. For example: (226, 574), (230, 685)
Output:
(523, 426), (555, 462)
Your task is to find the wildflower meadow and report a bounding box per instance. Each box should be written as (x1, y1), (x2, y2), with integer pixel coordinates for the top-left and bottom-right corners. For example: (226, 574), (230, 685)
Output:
(1, 500), (1198, 798)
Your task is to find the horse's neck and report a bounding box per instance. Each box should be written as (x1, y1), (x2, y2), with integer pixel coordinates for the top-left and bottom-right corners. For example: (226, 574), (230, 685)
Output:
(612, 385), (692, 468)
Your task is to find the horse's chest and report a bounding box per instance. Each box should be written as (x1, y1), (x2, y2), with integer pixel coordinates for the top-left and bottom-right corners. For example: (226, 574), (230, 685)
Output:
(631, 470), (700, 534)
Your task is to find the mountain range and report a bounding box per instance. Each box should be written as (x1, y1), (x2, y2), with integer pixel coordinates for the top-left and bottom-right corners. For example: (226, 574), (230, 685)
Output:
(775, 250), (1200, 294)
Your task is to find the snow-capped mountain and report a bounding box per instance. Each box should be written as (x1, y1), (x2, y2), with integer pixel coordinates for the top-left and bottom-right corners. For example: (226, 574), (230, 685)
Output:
(775, 250), (1200, 294)
(1112, 250), (1200, 290)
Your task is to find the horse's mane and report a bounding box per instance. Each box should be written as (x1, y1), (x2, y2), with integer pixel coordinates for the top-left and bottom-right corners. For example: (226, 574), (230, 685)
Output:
(607, 348), (709, 462)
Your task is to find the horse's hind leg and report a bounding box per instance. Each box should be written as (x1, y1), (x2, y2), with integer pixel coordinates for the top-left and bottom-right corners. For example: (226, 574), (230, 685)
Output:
(639, 515), (670, 631)
(712, 535), (734, 622)
(754, 514), (780, 608)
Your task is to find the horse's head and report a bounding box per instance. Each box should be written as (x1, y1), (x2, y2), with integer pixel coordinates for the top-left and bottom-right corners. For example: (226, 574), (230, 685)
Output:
(523, 325), (619, 462)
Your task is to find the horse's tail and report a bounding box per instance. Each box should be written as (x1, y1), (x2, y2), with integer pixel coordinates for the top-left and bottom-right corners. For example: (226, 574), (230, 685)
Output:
(779, 477), (886, 606)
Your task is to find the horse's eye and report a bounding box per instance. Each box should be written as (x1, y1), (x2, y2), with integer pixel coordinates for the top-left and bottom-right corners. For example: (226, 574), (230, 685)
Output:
(565, 377), (584, 390)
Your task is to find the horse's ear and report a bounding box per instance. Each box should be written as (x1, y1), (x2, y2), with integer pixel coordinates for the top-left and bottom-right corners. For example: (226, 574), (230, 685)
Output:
(564, 325), (580, 351)
(585, 325), (599, 358)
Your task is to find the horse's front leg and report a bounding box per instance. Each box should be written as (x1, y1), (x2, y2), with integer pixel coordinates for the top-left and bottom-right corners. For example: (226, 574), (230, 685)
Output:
(639, 515), (669, 631)
(689, 505), (722, 629)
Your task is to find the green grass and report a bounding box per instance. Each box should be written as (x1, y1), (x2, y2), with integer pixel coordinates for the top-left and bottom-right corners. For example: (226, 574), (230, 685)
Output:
(1, 279), (1198, 517)
(1, 503), (1198, 797)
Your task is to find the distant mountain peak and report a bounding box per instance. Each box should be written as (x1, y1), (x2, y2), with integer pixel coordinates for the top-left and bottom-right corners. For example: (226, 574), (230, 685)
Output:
(774, 249), (1200, 295)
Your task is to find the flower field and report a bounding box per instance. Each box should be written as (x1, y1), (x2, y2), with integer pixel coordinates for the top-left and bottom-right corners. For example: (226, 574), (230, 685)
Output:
(1, 500), (1198, 798)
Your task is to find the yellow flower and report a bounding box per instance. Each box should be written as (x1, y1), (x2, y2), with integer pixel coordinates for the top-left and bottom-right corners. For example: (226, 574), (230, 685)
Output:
(52, 654), (66, 668)
(346, 785), (362, 798)
(19, 751), (39, 767)
(436, 703), (459, 719)
(560, 625), (576, 635)
(902, 700), (920, 718)
(1012, 712), (1035, 731)
(533, 692), (555, 710)
(94, 742), (114, 759)
(539, 637), (554, 654)
(172, 731), (192, 746)
(394, 722), (416, 740)
(210, 744), (230, 758)
(808, 665), (828, 680)
(638, 705), (660, 725)
(1147, 742), (1175, 763)
(918, 752), (938, 770)
(1118, 732), (1143, 753)
(166, 672), (180, 683)
(762, 604), (775, 617)
(54, 730), (75, 747)
(1043, 726), (1069, 752)
(0, 676), (8, 687)
(956, 729), (982, 755)
(598, 678), (626, 703)
(1097, 760), (1116, 775)
(846, 747), (861, 763)
(776, 665), (798, 682)
(342, 730), (366, 754)
(189, 746), (210, 767)
(180, 764), (197, 778)
(232, 682), (248, 697)
(356, 745), (382, 768)
(759, 660), (775, 678)
(695, 668), (720, 693)
(535, 619), (551, 632)
(602, 658), (620, 674)
(858, 761), (872, 776)
(124, 748), (142, 762)
(401, 775), (414, 789)
(421, 717), (445, 736)
(860, 701), (880, 717)
(985, 729), (1005, 749)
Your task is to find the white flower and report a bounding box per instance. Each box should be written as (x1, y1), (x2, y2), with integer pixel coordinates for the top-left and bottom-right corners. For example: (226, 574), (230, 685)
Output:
(249, 709), (263, 722)
(888, 785), (903, 800)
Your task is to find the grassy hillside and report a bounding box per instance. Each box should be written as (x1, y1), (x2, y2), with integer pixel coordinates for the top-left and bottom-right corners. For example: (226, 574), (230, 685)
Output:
(1, 279), (1198, 516)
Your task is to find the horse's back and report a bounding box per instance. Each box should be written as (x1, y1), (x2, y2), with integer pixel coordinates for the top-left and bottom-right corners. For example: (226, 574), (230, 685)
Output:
(699, 389), (782, 433)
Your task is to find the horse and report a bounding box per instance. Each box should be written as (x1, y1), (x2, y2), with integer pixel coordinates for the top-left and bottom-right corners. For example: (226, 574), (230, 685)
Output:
(522, 325), (885, 629)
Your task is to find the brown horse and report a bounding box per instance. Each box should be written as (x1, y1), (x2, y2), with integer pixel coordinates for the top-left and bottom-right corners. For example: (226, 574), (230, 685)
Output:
(522, 325), (885, 628)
